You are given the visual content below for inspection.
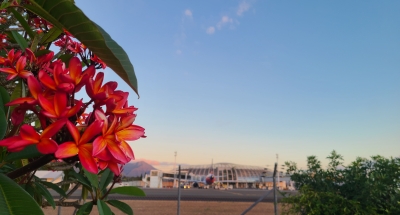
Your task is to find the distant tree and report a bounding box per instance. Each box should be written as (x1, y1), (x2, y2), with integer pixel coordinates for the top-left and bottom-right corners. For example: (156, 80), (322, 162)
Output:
(281, 151), (400, 215)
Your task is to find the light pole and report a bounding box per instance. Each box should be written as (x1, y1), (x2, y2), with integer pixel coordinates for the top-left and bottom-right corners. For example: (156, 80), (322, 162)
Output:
(173, 151), (177, 188)
(276, 154), (279, 190)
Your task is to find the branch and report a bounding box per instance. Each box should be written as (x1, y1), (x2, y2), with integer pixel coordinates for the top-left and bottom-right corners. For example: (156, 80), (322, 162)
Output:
(42, 200), (84, 208)
(7, 154), (54, 179)
(60, 183), (81, 202)
(4, 27), (35, 31)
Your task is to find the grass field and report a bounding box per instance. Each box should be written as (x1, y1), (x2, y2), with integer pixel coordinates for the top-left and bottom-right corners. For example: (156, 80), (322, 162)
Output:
(43, 200), (282, 215)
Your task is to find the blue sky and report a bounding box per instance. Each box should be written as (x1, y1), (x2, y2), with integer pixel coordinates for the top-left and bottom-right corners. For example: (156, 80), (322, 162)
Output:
(76, 1), (400, 171)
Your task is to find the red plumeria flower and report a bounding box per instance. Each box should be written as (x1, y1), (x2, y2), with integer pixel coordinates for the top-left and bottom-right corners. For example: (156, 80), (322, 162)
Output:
(106, 91), (138, 115)
(55, 120), (103, 174)
(38, 91), (82, 120)
(0, 136), (31, 152)
(98, 159), (122, 176)
(90, 54), (106, 69)
(39, 61), (74, 93)
(86, 73), (119, 107)
(0, 50), (22, 66)
(17, 119), (66, 154)
(77, 113), (89, 125)
(115, 114), (146, 143)
(0, 56), (32, 80)
(93, 111), (130, 163)
(0, 119), (66, 153)
(6, 75), (42, 106)
(60, 57), (95, 92)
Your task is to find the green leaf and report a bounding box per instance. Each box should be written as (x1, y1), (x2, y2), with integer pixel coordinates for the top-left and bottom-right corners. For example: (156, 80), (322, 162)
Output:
(9, 80), (23, 114)
(0, 173), (44, 215)
(0, 86), (10, 113)
(22, 183), (35, 197)
(70, 171), (92, 191)
(25, 0), (139, 96)
(109, 186), (145, 197)
(99, 169), (113, 190)
(35, 49), (52, 57)
(76, 201), (93, 215)
(107, 200), (133, 215)
(8, 8), (36, 39)
(81, 185), (88, 201)
(0, 108), (6, 140)
(97, 199), (112, 215)
(11, 31), (29, 50)
(38, 180), (67, 197)
(35, 181), (56, 209)
(83, 168), (98, 189)
(0, 2), (10, 10)
(5, 145), (42, 161)
(40, 27), (62, 44)
(58, 53), (73, 67)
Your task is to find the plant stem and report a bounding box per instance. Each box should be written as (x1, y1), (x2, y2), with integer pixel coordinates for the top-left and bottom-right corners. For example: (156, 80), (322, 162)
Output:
(101, 179), (116, 200)
(7, 154), (54, 179)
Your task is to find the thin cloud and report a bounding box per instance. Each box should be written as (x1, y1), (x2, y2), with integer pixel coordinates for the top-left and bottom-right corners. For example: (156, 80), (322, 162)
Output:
(134, 158), (161, 166)
(216, 15), (233, 29)
(206, 26), (215, 34)
(184, 9), (192, 18)
(237, 1), (251, 16)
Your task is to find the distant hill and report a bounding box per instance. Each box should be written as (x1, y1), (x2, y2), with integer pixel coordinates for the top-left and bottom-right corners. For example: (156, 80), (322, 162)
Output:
(122, 161), (157, 177)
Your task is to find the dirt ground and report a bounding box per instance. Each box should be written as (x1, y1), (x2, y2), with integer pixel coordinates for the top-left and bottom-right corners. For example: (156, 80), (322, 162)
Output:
(43, 200), (282, 215)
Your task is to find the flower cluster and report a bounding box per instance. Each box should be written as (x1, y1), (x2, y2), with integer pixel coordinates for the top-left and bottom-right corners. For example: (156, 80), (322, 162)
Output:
(0, 48), (145, 175)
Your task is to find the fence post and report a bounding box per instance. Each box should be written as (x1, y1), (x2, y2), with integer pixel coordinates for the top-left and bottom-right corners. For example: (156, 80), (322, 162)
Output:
(273, 162), (278, 215)
(177, 165), (181, 215)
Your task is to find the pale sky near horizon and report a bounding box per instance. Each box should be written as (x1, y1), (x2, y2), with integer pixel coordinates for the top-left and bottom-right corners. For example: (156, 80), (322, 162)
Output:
(75, 1), (400, 171)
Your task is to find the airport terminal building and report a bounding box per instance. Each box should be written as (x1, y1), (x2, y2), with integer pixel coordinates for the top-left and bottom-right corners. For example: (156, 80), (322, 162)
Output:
(181, 163), (269, 188)
(144, 163), (291, 189)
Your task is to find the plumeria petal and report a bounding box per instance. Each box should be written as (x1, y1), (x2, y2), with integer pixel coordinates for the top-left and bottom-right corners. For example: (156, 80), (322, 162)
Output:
(0, 136), (21, 147)
(107, 115), (118, 136)
(18, 70), (32, 78)
(42, 118), (67, 138)
(6, 73), (17, 81)
(16, 56), (26, 72)
(38, 70), (57, 91)
(55, 141), (79, 158)
(57, 83), (74, 94)
(116, 125), (145, 141)
(65, 99), (83, 118)
(94, 148), (113, 161)
(78, 144), (98, 174)
(27, 75), (42, 99)
(11, 105), (27, 125)
(54, 92), (67, 117)
(6, 97), (36, 106)
(94, 110), (108, 134)
(119, 140), (135, 161)
(20, 125), (40, 143)
(107, 141), (129, 163)
(7, 138), (35, 151)
(69, 57), (81, 81)
(0, 67), (17, 75)
(37, 139), (58, 154)
(112, 107), (138, 115)
(66, 121), (80, 144)
(79, 120), (103, 145)
(92, 136), (109, 157)
(98, 160), (108, 170)
(93, 72), (104, 92)
(119, 114), (136, 129)
(108, 162), (121, 176)
(38, 94), (56, 116)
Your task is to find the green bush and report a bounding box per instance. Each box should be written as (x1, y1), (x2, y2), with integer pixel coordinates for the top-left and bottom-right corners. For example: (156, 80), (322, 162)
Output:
(282, 151), (400, 215)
